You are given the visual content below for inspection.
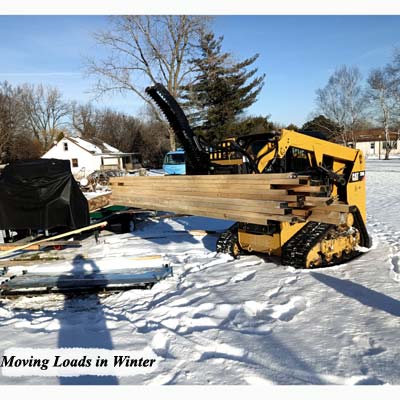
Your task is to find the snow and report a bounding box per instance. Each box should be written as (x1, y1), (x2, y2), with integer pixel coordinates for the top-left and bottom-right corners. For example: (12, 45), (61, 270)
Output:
(1, 159), (400, 386)
(70, 137), (120, 155)
(102, 142), (121, 154)
(128, 168), (166, 176)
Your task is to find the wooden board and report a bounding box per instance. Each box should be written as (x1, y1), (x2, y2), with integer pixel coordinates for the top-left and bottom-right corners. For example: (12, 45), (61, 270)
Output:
(111, 193), (289, 209)
(308, 210), (348, 225)
(312, 203), (351, 213)
(111, 186), (293, 199)
(111, 199), (291, 217)
(269, 178), (310, 185)
(287, 185), (329, 193)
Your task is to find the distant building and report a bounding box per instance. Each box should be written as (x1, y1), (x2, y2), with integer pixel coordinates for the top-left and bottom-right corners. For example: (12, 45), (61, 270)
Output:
(41, 136), (141, 177)
(352, 128), (400, 158)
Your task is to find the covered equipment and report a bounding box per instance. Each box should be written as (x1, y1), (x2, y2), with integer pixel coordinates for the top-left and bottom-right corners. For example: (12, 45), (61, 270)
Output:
(0, 158), (89, 231)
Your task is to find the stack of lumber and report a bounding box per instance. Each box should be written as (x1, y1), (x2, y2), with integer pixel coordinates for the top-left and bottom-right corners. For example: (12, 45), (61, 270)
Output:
(109, 173), (351, 226)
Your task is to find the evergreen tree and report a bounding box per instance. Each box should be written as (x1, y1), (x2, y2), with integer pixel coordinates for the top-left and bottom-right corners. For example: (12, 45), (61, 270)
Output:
(285, 123), (299, 131)
(301, 115), (341, 140)
(229, 116), (276, 137)
(184, 33), (265, 143)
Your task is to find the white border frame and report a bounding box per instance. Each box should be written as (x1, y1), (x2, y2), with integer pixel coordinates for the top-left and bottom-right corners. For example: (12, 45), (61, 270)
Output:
(0, 0), (400, 15)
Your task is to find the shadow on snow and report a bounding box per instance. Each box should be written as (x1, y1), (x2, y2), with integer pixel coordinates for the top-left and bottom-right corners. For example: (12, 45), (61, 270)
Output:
(311, 272), (400, 317)
(57, 254), (119, 385)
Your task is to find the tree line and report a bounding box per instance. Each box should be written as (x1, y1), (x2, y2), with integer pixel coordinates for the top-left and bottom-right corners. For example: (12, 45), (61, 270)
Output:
(305, 50), (400, 159)
(0, 16), (271, 167)
(0, 82), (171, 167)
(2, 16), (400, 166)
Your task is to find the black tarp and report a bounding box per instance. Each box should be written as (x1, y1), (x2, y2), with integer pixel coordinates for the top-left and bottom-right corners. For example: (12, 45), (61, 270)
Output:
(0, 159), (89, 230)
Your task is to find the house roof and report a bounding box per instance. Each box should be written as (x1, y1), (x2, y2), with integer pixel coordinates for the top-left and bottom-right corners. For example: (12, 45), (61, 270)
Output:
(66, 136), (122, 155)
(353, 128), (399, 142)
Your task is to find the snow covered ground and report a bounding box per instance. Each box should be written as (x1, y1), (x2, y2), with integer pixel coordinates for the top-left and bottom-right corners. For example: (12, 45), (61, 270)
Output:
(1, 159), (400, 386)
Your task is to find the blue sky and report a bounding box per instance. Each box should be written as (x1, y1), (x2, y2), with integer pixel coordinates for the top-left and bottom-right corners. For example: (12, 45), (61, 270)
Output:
(1, 15), (400, 126)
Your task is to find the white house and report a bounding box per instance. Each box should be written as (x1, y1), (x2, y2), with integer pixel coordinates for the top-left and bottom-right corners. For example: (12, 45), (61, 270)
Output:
(41, 136), (141, 177)
(353, 129), (400, 159)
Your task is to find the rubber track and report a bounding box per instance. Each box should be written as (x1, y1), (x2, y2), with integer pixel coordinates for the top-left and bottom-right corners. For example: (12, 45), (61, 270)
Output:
(281, 222), (334, 268)
(351, 206), (372, 248)
(216, 223), (240, 258)
(281, 204), (372, 269)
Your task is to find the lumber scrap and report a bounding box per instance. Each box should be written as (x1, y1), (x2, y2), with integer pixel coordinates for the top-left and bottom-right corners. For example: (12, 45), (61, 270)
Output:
(0, 240), (81, 251)
(87, 193), (112, 212)
(0, 222), (108, 258)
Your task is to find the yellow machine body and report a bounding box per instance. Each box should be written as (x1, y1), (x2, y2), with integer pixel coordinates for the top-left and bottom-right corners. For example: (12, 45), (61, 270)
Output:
(212, 130), (369, 267)
(238, 221), (307, 256)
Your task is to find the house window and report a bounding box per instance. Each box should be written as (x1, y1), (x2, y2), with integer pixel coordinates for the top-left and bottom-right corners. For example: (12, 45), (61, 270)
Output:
(71, 158), (79, 168)
(63, 142), (68, 151)
(370, 143), (375, 150)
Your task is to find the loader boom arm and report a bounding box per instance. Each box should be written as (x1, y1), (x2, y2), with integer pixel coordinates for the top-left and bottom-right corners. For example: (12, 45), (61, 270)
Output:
(257, 129), (361, 172)
(146, 84), (210, 174)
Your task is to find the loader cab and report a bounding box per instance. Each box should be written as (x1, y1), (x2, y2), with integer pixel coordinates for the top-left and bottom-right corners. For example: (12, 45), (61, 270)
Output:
(163, 149), (186, 175)
(237, 133), (277, 157)
(237, 132), (314, 174)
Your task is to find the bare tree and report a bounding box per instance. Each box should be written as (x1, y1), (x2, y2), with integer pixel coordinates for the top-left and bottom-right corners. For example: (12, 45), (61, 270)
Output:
(0, 82), (16, 161)
(316, 66), (367, 146)
(87, 15), (211, 150)
(19, 84), (70, 151)
(0, 82), (29, 162)
(387, 47), (400, 126)
(139, 118), (170, 167)
(96, 109), (143, 152)
(71, 104), (143, 150)
(71, 102), (99, 139)
(367, 68), (400, 159)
